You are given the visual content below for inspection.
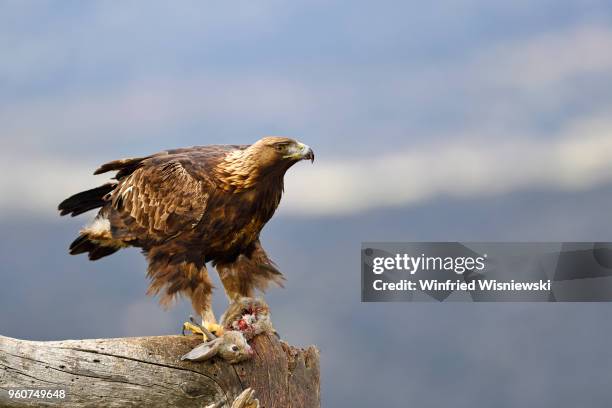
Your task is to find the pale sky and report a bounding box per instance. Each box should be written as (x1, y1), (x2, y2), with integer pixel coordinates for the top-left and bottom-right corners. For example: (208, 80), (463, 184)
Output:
(2, 1), (612, 218)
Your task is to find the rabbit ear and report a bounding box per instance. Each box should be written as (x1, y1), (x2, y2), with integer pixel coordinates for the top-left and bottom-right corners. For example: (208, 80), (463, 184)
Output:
(181, 339), (221, 362)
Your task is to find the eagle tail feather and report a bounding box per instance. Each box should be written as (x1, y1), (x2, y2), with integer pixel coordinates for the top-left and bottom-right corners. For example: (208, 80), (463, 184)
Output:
(69, 234), (94, 254)
(58, 183), (116, 217)
(69, 233), (121, 261)
(88, 245), (121, 261)
(69, 215), (124, 261)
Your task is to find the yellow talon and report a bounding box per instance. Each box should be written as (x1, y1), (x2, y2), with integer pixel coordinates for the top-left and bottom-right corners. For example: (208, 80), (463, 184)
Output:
(205, 322), (224, 337)
(182, 321), (205, 337)
(182, 321), (224, 339)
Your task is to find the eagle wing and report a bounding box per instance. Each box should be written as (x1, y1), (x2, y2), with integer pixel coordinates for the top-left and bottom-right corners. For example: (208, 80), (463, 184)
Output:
(108, 156), (214, 241)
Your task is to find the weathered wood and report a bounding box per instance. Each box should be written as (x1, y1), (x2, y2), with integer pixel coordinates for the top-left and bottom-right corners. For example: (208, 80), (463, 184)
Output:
(0, 334), (319, 408)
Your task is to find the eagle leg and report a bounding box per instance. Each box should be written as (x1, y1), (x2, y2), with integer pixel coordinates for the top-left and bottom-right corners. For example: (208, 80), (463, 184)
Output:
(183, 315), (224, 339)
(182, 314), (224, 338)
(143, 248), (223, 338)
(200, 309), (224, 338)
(215, 241), (285, 302)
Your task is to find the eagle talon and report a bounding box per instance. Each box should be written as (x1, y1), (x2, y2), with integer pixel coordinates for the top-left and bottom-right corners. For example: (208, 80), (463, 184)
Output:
(182, 321), (205, 337)
(204, 322), (224, 338)
(182, 316), (224, 339)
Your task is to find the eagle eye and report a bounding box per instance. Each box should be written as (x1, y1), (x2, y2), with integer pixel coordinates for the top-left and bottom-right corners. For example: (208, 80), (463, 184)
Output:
(273, 143), (289, 152)
(231, 345), (239, 352)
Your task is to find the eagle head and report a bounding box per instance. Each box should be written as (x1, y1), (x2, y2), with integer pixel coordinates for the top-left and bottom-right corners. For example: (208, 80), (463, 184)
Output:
(215, 136), (314, 191)
(252, 136), (315, 169)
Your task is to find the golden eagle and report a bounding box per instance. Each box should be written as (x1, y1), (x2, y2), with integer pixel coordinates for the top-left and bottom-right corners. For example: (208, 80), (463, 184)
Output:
(58, 137), (314, 327)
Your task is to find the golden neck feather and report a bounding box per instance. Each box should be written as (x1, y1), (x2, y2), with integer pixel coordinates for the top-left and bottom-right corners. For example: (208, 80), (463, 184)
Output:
(213, 147), (264, 192)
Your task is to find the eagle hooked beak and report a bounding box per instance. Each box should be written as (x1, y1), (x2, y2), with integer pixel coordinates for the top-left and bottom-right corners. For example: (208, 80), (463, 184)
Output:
(286, 142), (315, 163)
(302, 145), (315, 163)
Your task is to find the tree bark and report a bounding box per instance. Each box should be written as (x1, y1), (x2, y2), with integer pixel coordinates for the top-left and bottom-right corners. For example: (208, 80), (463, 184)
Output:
(0, 334), (319, 408)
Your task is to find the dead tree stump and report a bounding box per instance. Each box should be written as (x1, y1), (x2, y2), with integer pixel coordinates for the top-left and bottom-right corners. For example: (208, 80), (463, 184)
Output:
(0, 334), (319, 407)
